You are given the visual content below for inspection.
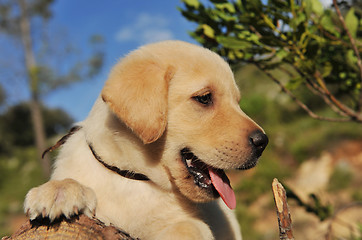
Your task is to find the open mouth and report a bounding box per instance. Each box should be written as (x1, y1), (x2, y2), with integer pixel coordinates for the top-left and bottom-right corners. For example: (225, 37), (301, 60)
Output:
(180, 148), (236, 209)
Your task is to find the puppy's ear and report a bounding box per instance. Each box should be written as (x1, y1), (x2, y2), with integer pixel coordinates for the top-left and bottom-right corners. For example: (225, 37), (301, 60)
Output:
(102, 52), (175, 144)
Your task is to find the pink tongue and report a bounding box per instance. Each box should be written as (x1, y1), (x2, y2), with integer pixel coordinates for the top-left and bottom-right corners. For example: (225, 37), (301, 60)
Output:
(208, 168), (236, 209)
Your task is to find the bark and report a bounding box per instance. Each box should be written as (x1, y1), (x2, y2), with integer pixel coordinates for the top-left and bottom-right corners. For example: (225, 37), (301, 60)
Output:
(18, 0), (50, 178)
(1, 215), (137, 240)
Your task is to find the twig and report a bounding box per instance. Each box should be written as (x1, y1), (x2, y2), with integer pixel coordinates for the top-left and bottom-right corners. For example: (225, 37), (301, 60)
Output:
(287, 62), (359, 120)
(313, 70), (360, 119)
(333, 0), (362, 111)
(289, 66), (350, 117)
(272, 178), (294, 240)
(255, 64), (352, 122)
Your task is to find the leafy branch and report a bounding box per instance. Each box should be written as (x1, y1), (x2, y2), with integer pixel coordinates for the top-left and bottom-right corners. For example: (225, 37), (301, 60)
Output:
(179, 0), (362, 123)
(332, 0), (362, 111)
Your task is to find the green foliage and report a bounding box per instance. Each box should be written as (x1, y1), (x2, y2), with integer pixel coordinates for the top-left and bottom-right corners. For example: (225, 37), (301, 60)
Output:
(0, 102), (73, 154)
(179, 0), (362, 122)
(0, 146), (45, 236)
(0, 0), (54, 35)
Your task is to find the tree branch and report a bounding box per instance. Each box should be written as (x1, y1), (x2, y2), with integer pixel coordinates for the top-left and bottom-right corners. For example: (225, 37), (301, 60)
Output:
(313, 70), (359, 117)
(283, 67), (349, 117)
(256, 64), (352, 122)
(333, 0), (362, 111)
(286, 64), (361, 121)
(278, 65), (344, 116)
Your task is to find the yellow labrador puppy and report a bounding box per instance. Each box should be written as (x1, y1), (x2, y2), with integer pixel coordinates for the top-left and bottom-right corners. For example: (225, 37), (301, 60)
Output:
(24, 41), (268, 240)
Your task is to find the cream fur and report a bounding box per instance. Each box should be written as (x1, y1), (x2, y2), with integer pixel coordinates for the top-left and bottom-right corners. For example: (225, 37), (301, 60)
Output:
(24, 41), (266, 240)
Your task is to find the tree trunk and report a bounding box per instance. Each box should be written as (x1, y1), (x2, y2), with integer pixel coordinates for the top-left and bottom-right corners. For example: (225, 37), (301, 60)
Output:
(18, 0), (50, 178)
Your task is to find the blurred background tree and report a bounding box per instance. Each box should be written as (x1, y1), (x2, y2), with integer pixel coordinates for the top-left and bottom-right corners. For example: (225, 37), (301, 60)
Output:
(0, 84), (5, 108)
(0, 103), (73, 155)
(0, 0), (104, 178)
(179, 0), (362, 123)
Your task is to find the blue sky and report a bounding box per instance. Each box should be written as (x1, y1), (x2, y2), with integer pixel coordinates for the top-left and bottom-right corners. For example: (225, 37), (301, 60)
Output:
(2, 0), (198, 122)
(1, 0), (335, 121)
(45, 0), (198, 121)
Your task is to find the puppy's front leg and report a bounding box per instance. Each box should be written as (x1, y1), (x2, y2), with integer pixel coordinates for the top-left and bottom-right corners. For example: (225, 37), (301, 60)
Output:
(157, 220), (214, 240)
(24, 178), (97, 221)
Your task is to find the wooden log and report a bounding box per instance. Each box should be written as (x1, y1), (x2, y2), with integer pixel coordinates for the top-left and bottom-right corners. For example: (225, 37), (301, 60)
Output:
(2, 179), (295, 240)
(272, 178), (294, 240)
(1, 215), (137, 240)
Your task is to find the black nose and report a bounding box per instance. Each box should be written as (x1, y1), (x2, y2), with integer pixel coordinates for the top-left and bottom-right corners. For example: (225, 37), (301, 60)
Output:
(249, 130), (268, 155)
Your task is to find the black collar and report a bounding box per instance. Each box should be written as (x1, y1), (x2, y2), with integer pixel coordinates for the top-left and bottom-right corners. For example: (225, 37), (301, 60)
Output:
(88, 143), (150, 181)
(42, 125), (149, 181)
(42, 126), (82, 159)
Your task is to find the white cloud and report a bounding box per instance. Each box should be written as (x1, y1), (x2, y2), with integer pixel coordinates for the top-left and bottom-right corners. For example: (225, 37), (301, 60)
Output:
(116, 28), (134, 41)
(115, 13), (174, 44)
(143, 29), (174, 43)
(135, 13), (169, 29)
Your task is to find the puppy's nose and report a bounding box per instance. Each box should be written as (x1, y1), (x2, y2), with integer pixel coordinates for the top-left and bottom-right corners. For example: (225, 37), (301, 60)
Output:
(249, 130), (268, 156)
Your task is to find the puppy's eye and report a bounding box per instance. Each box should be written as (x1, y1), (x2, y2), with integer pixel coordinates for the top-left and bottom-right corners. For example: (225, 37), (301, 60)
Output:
(193, 93), (213, 106)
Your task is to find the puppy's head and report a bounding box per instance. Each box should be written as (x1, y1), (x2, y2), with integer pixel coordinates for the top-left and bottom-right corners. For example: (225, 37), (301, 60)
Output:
(102, 41), (268, 209)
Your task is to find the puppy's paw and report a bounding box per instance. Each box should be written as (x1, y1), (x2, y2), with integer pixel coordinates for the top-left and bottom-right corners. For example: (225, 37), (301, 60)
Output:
(24, 178), (97, 221)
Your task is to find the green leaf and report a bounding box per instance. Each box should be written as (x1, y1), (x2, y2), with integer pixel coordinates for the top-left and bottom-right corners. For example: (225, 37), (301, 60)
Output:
(216, 36), (252, 49)
(305, 0), (323, 17)
(339, 72), (347, 79)
(215, 3), (235, 13)
(244, 52), (254, 59)
(246, 33), (260, 44)
(276, 49), (289, 60)
(234, 50), (244, 59)
(345, 8), (358, 38)
(321, 62), (332, 77)
(182, 0), (200, 9)
(286, 77), (303, 90)
(346, 49), (357, 67)
(228, 51), (236, 60)
(311, 0), (323, 15)
(320, 11), (340, 37)
(290, 12), (306, 30)
(201, 24), (215, 38)
(213, 9), (237, 22)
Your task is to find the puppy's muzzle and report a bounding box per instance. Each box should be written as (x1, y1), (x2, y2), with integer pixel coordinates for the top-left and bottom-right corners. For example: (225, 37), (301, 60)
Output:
(249, 130), (268, 158)
(236, 130), (268, 170)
